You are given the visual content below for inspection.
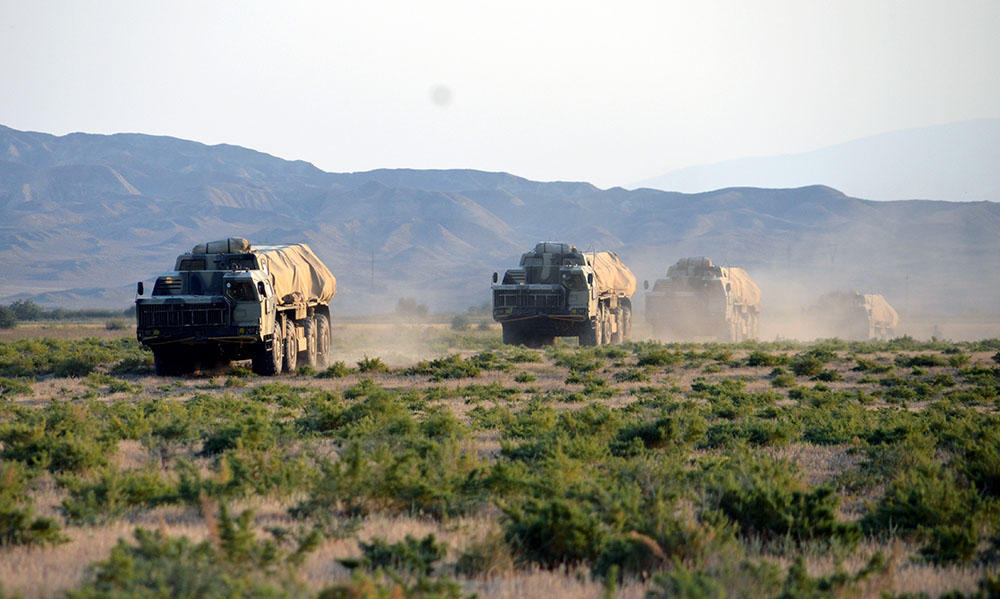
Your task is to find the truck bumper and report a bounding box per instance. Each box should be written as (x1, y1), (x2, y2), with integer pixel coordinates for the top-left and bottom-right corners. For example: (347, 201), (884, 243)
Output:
(138, 325), (261, 346)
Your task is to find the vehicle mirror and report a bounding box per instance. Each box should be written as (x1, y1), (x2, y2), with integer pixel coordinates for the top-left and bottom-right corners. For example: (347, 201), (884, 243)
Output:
(643, 280), (649, 290)
(137, 281), (144, 296)
(587, 273), (593, 284)
(258, 282), (266, 297)
(492, 272), (498, 283)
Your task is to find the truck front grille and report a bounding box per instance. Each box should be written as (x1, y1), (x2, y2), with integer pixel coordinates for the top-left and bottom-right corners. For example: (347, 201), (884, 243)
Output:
(138, 303), (228, 328)
(494, 290), (562, 308)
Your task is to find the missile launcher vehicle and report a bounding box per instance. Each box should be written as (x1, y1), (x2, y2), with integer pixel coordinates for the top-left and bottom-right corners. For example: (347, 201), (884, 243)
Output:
(136, 238), (336, 375)
(645, 256), (760, 342)
(492, 242), (636, 346)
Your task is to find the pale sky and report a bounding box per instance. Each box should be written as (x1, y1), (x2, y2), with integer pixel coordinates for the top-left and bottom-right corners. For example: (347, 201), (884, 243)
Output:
(2, 0), (998, 188)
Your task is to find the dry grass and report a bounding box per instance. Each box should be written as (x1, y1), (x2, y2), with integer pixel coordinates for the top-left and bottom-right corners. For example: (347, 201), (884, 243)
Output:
(2, 323), (998, 598)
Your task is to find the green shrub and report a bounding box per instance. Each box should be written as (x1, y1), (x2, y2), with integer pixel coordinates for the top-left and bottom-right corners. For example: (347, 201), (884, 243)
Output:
(613, 368), (649, 383)
(647, 564), (725, 599)
(553, 350), (604, 372)
(61, 467), (179, 524)
(405, 354), (481, 380)
(0, 306), (15, 329)
(790, 354), (825, 377)
(357, 355), (389, 373)
(317, 361), (352, 378)
(0, 463), (67, 547)
(340, 534), (446, 576)
(746, 351), (787, 367)
(853, 358), (893, 373)
(895, 353), (948, 368)
(862, 462), (983, 563)
(776, 553), (888, 599)
(514, 372), (536, 383)
(53, 357), (97, 378)
(0, 377), (32, 398)
(704, 455), (860, 546)
(502, 497), (607, 566)
(64, 506), (319, 598)
(636, 347), (683, 367)
(813, 369), (843, 382)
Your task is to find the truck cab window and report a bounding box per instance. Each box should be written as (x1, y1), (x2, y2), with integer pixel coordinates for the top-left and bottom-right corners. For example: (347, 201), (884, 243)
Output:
(226, 280), (257, 301)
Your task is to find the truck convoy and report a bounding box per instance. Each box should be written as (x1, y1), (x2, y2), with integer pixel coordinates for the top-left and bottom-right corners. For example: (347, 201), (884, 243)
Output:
(806, 291), (899, 340)
(492, 242), (636, 346)
(136, 238), (336, 376)
(645, 256), (761, 342)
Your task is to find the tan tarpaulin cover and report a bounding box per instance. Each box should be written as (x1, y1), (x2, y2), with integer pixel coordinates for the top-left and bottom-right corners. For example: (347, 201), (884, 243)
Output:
(256, 244), (337, 305)
(588, 251), (637, 297)
(864, 294), (899, 328)
(721, 267), (762, 307)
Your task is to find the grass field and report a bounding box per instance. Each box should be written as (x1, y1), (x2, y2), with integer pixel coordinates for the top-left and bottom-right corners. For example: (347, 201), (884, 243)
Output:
(1, 322), (999, 598)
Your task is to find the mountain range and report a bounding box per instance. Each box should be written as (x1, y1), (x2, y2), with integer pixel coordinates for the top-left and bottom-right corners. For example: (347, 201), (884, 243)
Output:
(635, 119), (1000, 203)
(1, 124), (998, 336)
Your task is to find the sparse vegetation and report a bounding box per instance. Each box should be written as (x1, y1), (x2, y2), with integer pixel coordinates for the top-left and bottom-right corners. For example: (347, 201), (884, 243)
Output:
(1, 327), (999, 598)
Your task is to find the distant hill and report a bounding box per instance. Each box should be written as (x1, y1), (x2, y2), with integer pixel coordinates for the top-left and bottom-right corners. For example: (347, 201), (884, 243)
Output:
(634, 119), (1000, 203)
(2, 124), (998, 337)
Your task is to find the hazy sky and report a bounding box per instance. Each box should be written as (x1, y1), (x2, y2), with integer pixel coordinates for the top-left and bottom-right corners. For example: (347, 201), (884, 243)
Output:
(2, 0), (998, 188)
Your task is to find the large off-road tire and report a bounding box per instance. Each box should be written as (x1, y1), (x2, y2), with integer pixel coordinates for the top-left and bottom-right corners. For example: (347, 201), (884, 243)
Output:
(579, 320), (600, 346)
(282, 317), (298, 373)
(621, 305), (631, 342)
(252, 319), (283, 375)
(609, 309), (623, 344)
(153, 347), (194, 376)
(315, 313), (331, 369)
(302, 316), (318, 368)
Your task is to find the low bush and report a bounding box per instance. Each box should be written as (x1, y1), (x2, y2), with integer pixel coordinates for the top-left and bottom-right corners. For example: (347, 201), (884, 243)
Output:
(64, 505), (319, 598)
(405, 354), (481, 380)
(0, 377), (32, 398)
(317, 361), (352, 378)
(340, 534), (447, 576)
(357, 355), (389, 373)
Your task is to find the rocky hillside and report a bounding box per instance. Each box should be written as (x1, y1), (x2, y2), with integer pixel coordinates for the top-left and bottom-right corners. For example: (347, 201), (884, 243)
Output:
(2, 125), (998, 324)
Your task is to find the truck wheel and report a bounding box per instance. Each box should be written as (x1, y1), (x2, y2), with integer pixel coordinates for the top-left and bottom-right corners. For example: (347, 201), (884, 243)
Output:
(610, 309), (623, 344)
(302, 316), (318, 368)
(579, 321), (599, 346)
(316, 313), (331, 369)
(283, 317), (298, 373)
(252, 319), (283, 375)
(621, 306), (631, 341)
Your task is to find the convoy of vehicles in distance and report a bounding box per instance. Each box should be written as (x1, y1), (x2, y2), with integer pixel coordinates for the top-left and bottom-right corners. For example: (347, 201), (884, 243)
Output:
(491, 242), (636, 346)
(135, 238), (336, 376)
(805, 290), (899, 340)
(133, 236), (902, 376)
(644, 256), (761, 342)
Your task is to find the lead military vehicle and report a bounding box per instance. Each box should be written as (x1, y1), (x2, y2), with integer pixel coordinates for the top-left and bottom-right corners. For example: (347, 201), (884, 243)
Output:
(645, 257), (761, 342)
(492, 242), (636, 346)
(136, 238), (336, 375)
(806, 291), (898, 340)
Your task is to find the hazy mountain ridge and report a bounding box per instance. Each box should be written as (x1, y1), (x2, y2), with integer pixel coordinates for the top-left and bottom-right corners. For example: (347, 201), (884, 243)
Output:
(1, 124), (998, 322)
(636, 119), (1000, 202)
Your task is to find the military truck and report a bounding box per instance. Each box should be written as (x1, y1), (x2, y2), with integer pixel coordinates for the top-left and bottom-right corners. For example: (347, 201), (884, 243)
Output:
(492, 242), (636, 346)
(644, 257), (761, 342)
(806, 291), (898, 340)
(136, 238), (337, 375)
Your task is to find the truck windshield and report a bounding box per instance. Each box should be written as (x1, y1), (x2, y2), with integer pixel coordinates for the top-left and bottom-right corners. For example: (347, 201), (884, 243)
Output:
(561, 272), (587, 290)
(225, 280), (258, 301)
